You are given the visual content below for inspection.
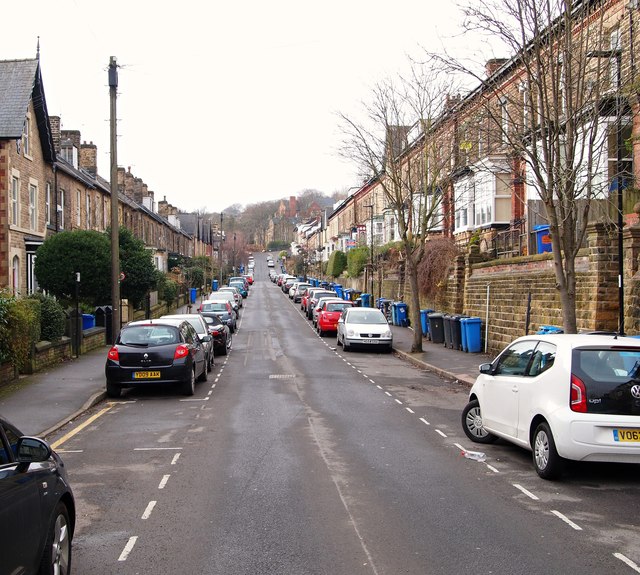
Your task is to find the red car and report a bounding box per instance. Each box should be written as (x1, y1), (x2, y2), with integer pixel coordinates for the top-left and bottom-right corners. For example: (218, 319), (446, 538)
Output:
(316, 300), (354, 336)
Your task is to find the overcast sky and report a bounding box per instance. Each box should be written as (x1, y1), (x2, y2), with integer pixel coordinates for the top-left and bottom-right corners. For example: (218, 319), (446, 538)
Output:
(3, 1), (471, 213)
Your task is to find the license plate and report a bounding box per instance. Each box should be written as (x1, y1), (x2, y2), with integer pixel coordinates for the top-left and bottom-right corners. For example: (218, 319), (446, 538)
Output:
(613, 429), (640, 442)
(133, 371), (161, 380)
(361, 339), (380, 344)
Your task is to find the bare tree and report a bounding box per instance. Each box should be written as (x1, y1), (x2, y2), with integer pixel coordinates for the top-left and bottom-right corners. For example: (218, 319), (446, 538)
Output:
(339, 63), (455, 352)
(432, 0), (634, 333)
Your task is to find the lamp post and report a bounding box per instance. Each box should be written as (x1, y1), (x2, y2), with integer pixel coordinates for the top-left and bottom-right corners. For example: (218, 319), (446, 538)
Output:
(233, 233), (237, 274)
(364, 204), (374, 301)
(588, 48), (624, 334)
(219, 213), (223, 287)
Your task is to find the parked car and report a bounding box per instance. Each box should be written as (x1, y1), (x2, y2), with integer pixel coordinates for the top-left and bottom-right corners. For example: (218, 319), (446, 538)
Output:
(105, 318), (208, 397)
(291, 283), (313, 303)
(229, 280), (248, 298)
(306, 289), (337, 319)
(200, 313), (232, 355)
(218, 286), (243, 308)
(461, 333), (640, 479)
(204, 290), (239, 314)
(0, 415), (75, 575)
(317, 300), (354, 335)
(229, 276), (249, 292)
(312, 296), (345, 327)
(336, 307), (393, 352)
(200, 299), (238, 333)
(160, 314), (214, 372)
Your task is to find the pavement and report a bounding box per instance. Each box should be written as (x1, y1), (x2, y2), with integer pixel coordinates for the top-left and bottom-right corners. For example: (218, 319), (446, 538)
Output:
(0, 298), (494, 440)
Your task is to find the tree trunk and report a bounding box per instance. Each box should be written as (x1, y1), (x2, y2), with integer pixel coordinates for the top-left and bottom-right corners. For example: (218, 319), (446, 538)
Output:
(405, 252), (423, 353)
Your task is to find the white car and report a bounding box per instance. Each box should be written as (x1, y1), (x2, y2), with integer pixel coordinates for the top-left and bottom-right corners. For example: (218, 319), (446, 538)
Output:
(219, 286), (243, 308)
(336, 307), (393, 353)
(462, 333), (640, 479)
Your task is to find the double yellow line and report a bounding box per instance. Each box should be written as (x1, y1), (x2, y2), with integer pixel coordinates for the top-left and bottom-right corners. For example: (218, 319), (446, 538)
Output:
(51, 404), (114, 450)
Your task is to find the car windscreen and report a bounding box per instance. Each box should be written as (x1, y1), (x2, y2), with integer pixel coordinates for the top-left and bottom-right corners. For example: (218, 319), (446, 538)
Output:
(573, 347), (640, 415)
(120, 325), (179, 346)
(201, 302), (228, 312)
(202, 315), (224, 327)
(327, 302), (351, 312)
(347, 311), (387, 324)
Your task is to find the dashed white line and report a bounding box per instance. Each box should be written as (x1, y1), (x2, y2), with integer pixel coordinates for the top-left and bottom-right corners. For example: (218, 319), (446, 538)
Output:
(435, 429), (447, 438)
(118, 536), (138, 561)
(420, 417), (430, 426)
(551, 510), (582, 530)
(406, 407), (415, 414)
(134, 447), (182, 451)
(453, 443), (465, 451)
(614, 553), (640, 573)
(385, 391), (392, 397)
(158, 475), (170, 489)
(171, 453), (181, 465)
(513, 484), (539, 501)
(141, 501), (156, 520)
(486, 464), (500, 473)
(395, 399), (403, 405)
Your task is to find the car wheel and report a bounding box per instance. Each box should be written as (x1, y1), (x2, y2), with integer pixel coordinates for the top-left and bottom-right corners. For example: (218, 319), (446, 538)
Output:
(336, 334), (342, 347)
(532, 422), (564, 480)
(318, 327), (324, 337)
(182, 368), (196, 396)
(461, 400), (498, 444)
(220, 338), (229, 356)
(106, 381), (121, 399)
(207, 353), (213, 372)
(39, 502), (72, 575)
(343, 338), (351, 352)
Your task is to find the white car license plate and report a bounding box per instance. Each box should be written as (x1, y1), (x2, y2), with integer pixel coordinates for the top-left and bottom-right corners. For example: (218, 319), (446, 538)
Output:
(361, 339), (379, 344)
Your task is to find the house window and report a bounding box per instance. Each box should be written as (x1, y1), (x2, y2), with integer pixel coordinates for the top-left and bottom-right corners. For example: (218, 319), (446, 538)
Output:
(59, 189), (65, 230)
(23, 116), (30, 156)
(12, 256), (20, 295)
(11, 176), (19, 226)
(46, 182), (51, 225)
(86, 193), (91, 228)
(29, 183), (38, 230)
(76, 190), (81, 226)
(454, 177), (473, 232)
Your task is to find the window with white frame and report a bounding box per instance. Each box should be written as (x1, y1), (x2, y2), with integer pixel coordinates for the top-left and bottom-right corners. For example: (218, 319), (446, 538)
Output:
(76, 190), (81, 226)
(11, 176), (19, 226)
(454, 176), (474, 232)
(86, 192), (91, 228)
(46, 182), (51, 225)
(12, 256), (20, 294)
(23, 116), (31, 157)
(426, 189), (444, 231)
(59, 189), (65, 230)
(29, 183), (38, 230)
(474, 172), (492, 226)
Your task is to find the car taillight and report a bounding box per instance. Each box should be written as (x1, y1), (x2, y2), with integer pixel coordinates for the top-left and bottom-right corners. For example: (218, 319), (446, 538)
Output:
(174, 344), (190, 359)
(570, 374), (587, 412)
(107, 346), (119, 361)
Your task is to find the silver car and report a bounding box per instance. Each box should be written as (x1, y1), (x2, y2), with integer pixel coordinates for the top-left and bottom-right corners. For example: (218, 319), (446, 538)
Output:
(337, 307), (393, 352)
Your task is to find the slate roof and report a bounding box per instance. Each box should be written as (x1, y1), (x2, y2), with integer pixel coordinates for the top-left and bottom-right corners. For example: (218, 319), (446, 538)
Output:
(0, 58), (55, 162)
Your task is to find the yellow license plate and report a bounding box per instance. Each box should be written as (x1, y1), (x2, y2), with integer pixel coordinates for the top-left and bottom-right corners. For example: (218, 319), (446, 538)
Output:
(133, 371), (161, 379)
(613, 429), (640, 442)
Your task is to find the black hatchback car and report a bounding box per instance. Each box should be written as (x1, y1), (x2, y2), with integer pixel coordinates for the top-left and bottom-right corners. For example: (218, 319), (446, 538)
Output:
(0, 415), (75, 575)
(200, 312), (232, 356)
(105, 318), (208, 397)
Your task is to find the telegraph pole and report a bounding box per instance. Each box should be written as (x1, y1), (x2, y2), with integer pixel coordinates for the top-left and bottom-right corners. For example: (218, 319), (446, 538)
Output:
(109, 57), (121, 341)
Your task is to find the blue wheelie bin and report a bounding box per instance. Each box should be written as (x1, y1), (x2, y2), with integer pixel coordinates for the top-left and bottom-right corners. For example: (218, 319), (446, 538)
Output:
(462, 317), (483, 352)
(361, 293), (371, 308)
(395, 303), (409, 327)
(343, 288), (353, 301)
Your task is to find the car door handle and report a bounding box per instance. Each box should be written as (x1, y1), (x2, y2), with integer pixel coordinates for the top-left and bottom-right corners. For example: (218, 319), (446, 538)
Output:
(512, 386), (519, 393)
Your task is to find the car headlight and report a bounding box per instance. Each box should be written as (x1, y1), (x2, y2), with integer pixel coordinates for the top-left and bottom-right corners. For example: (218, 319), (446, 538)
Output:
(382, 329), (392, 338)
(346, 328), (356, 337)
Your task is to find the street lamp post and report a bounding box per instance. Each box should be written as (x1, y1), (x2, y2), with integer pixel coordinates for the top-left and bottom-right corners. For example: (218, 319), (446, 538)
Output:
(587, 48), (624, 334)
(219, 213), (223, 287)
(364, 204), (374, 301)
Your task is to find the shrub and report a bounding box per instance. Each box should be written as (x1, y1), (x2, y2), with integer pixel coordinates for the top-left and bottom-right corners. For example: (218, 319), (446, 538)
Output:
(28, 293), (66, 342)
(326, 250), (347, 278)
(347, 247), (369, 278)
(0, 292), (40, 370)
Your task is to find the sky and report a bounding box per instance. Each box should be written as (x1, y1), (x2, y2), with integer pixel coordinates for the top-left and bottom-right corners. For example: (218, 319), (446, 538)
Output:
(3, 1), (471, 214)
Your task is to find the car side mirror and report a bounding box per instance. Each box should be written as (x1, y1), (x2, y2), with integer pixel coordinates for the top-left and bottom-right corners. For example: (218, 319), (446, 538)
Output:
(479, 363), (493, 375)
(338, 318), (344, 323)
(17, 436), (51, 463)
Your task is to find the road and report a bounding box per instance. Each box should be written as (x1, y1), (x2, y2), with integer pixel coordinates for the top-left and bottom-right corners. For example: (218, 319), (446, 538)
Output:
(51, 253), (640, 574)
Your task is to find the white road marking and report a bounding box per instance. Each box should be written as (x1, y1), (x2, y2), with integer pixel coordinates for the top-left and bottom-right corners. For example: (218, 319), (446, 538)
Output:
(435, 429), (447, 438)
(453, 443), (465, 451)
(55, 449), (84, 453)
(118, 536), (138, 561)
(551, 510), (582, 530)
(420, 417), (430, 426)
(614, 553), (640, 573)
(395, 399), (403, 405)
(141, 501), (156, 520)
(171, 453), (181, 465)
(376, 385), (383, 389)
(180, 397), (209, 402)
(486, 464), (500, 473)
(406, 407), (415, 414)
(134, 447), (182, 451)
(385, 391), (392, 397)
(513, 484), (539, 500)
(158, 475), (170, 489)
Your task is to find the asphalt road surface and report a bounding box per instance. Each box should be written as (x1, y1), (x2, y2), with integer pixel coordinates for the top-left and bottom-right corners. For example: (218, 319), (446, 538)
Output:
(53, 253), (640, 574)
